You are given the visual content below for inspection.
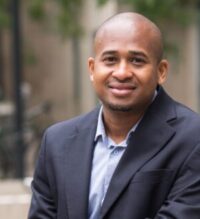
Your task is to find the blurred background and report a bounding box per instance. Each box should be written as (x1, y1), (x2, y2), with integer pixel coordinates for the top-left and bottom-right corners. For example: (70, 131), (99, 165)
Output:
(0, 0), (200, 218)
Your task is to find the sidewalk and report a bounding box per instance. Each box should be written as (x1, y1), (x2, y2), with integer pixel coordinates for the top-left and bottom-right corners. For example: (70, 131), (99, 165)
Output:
(0, 179), (32, 219)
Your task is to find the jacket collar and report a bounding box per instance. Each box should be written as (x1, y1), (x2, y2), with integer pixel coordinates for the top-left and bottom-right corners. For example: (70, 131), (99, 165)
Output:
(64, 107), (99, 219)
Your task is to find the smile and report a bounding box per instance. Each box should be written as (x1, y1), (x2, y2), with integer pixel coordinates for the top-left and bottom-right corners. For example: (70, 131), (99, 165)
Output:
(108, 84), (136, 96)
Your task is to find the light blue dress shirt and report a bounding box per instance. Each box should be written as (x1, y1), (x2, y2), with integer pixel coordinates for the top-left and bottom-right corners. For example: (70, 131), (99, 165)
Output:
(88, 107), (140, 219)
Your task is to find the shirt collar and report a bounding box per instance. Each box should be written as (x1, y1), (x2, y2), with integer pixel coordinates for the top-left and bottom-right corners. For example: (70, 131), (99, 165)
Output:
(95, 106), (106, 142)
(95, 107), (140, 146)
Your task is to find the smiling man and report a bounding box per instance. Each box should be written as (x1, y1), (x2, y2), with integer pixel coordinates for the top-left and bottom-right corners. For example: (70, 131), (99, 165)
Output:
(88, 13), (168, 144)
(29, 13), (200, 219)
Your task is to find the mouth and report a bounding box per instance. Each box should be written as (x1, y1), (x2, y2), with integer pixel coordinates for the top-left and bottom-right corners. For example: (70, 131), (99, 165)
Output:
(108, 83), (137, 96)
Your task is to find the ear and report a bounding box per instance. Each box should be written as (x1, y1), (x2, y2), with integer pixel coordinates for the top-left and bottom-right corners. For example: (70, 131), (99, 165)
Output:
(88, 57), (95, 81)
(157, 59), (169, 85)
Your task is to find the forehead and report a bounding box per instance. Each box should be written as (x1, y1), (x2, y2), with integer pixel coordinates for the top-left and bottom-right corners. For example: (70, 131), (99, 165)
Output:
(94, 20), (158, 57)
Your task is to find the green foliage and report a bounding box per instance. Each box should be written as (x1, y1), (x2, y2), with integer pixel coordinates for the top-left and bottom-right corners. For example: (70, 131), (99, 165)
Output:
(56, 0), (83, 37)
(27, 0), (83, 38)
(97, 0), (200, 26)
(0, 0), (199, 36)
(0, 0), (83, 37)
(97, 0), (110, 6)
(0, 0), (10, 29)
(27, 0), (47, 21)
(123, 0), (198, 25)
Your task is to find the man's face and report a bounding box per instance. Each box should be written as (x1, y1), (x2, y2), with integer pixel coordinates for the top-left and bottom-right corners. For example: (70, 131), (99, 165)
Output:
(88, 22), (168, 114)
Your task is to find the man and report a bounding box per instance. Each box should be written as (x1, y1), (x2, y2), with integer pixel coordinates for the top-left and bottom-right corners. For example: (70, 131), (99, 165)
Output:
(28, 12), (200, 219)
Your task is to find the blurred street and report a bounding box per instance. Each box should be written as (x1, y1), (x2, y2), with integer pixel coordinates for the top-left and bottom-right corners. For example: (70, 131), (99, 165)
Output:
(0, 179), (31, 219)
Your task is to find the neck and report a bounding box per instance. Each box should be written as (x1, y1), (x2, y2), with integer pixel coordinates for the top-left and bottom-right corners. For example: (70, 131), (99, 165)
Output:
(102, 107), (144, 144)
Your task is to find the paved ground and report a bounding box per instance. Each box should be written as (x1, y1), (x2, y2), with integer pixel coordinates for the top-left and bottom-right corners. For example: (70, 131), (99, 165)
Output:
(0, 179), (32, 219)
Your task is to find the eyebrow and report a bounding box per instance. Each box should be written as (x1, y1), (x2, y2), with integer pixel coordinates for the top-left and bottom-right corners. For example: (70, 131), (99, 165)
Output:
(101, 50), (117, 56)
(129, 51), (148, 59)
(101, 50), (148, 59)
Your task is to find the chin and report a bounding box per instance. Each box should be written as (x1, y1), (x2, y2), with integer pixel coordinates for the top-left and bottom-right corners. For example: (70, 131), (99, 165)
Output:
(107, 103), (134, 112)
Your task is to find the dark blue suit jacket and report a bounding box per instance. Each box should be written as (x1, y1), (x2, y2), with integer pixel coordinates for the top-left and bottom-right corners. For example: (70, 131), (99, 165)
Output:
(28, 87), (200, 219)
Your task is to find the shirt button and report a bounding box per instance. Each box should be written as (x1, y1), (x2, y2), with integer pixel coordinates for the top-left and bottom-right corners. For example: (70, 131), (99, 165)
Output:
(112, 149), (119, 155)
(110, 145), (114, 149)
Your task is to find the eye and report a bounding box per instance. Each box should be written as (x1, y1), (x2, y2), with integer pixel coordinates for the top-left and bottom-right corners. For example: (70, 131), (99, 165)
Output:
(103, 56), (118, 65)
(129, 57), (145, 65)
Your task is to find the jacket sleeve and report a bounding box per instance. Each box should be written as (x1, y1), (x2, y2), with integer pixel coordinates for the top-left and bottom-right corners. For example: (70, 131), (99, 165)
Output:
(154, 142), (200, 219)
(28, 131), (57, 219)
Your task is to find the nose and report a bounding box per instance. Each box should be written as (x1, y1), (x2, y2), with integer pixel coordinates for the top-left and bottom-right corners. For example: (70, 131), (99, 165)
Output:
(112, 60), (132, 81)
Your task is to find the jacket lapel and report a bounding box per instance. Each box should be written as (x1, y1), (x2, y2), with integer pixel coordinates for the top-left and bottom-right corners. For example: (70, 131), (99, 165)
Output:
(101, 88), (177, 218)
(64, 108), (99, 219)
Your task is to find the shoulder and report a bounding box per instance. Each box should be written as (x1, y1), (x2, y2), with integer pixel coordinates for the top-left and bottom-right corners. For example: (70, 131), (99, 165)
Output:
(38, 107), (100, 154)
(174, 101), (200, 131)
(45, 107), (100, 138)
(155, 87), (200, 126)
(152, 87), (200, 136)
(159, 94), (200, 146)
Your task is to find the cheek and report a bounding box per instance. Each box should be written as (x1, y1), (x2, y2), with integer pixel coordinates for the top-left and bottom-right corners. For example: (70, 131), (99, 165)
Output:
(137, 69), (159, 86)
(92, 74), (103, 90)
(92, 67), (110, 84)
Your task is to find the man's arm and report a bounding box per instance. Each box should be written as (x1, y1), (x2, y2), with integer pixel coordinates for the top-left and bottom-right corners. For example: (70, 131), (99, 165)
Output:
(155, 142), (200, 219)
(28, 132), (57, 219)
